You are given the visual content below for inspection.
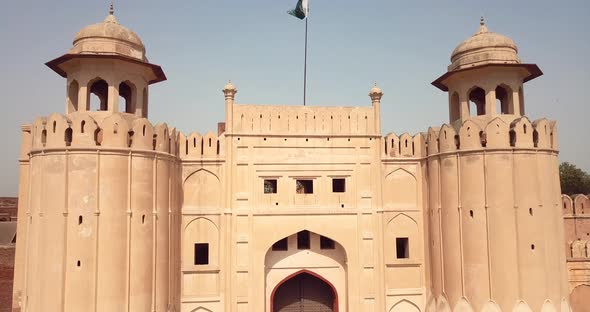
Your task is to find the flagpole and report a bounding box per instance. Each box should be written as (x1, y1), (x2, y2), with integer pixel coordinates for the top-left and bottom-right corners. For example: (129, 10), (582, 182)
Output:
(303, 17), (308, 106)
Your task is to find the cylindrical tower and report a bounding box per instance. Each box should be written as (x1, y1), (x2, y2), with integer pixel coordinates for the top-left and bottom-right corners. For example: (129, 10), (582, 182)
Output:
(428, 18), (569, 312)
(12, 5), (181, 312)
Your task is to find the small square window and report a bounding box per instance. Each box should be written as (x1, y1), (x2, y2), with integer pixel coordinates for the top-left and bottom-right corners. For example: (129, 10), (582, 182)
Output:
(296, 180), (313, 194)
(320, 236), (335, 250)
(272, 238), (288, 251)
(194, 243), (209, 265)
(264, 179), (277, 194)
(396, 237), (409, 259)
(297, 230), (310, 249)
(332, 178), (345, 193)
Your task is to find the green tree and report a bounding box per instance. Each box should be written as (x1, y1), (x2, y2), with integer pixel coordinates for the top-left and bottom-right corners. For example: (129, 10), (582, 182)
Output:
(559, 162), (590, 195)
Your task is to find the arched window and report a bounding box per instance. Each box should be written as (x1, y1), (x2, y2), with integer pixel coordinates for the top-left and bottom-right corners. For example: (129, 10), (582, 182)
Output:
(450, 92), (460, 121)
(468, 87), (486, 116)
(65, 127), (73, 146)
(495, 84), (513, 114)
(88, 78), (108, 111)
(142, 87), (148, 117)
(119, 81), (136, 113)
(68, 80), (79, 112)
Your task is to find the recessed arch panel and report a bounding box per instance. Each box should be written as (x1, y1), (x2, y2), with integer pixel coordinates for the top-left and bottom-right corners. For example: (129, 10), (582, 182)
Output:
(383, 168), (417, 209)
(183, 169), (221, 210)
(389, 299), (420, 312)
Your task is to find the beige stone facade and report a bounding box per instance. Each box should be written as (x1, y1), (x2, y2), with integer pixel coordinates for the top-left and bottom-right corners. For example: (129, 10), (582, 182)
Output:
(11, 9), (571, 312)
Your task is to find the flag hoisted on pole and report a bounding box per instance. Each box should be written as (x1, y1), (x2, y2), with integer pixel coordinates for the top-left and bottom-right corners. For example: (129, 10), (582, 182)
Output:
(288, 0), (309, 106)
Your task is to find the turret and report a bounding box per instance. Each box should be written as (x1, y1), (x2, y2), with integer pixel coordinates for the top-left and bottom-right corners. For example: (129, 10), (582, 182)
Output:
(432, 17), (542, 124)
(426, 18), (569, 312)
(223, 81), (237, 133)
(12, 5), (180, 312)
(369, 82), (383, 134)
(46, 4), (166, 116)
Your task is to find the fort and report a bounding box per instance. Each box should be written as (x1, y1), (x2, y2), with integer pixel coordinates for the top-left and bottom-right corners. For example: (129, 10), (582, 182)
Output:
(10, 6), (574, 312)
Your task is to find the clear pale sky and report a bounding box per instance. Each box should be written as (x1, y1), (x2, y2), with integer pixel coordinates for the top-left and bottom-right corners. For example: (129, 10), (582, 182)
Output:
(0, 0), (588, 196)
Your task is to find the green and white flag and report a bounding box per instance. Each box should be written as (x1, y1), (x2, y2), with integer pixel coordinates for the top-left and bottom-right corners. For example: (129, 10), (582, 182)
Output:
(288, 0), (308, 20)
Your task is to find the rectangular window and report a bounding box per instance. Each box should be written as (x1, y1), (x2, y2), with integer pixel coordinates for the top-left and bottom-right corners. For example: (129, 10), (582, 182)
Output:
(272, 238), (288, 251)
(296, 180), (313, 194)
(396, 237), (409, 259)
(320, 236), (335, 250)
(194, 243), (209, 265)
(264, 179), (278, 194)
(297, 230), (310, 250)
(332, 178), (346, 193)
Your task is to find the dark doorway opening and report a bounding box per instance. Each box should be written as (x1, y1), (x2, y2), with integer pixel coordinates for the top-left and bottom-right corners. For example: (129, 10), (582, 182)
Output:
(271, 271), (337, 312)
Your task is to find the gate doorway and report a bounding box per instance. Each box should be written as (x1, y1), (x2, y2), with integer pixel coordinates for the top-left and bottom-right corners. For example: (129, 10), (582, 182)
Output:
(271, 271), (338, 312)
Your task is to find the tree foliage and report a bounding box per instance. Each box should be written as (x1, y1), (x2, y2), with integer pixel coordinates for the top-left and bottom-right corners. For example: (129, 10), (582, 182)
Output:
(560, 162), (590, 195)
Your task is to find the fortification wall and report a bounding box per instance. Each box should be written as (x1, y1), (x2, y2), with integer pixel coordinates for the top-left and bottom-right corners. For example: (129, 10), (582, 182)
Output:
(424, 116), (568, 312)
(12, 112), (182, 312)
(561, 194), (590, 312)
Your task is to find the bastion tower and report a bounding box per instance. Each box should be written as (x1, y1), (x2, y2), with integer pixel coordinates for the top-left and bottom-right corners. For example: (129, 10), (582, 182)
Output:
(11, 6), (182, 311)
(427, 19), (569, 311)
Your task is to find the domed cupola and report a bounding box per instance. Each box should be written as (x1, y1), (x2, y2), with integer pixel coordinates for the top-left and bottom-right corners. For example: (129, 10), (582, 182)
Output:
(449, 18), (520, 71)
(70, 6), (146, 61)
(45, 4), (166, 117)
(432, 18), (543, 124)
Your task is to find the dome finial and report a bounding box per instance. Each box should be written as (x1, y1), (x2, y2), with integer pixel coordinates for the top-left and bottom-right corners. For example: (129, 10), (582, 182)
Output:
(104, 0), (118, 23)
(369, 81), (383, 99)
(477, 16), (488, 34)
(223, 80), (237, 96)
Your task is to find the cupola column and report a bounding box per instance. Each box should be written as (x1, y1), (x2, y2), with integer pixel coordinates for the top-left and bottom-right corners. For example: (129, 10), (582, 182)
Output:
(109, 79), (119, 112)
(511, 88), (522, 116)
(460, 94), (470, 120)
(485, 87), (496, 115)
(77, 83), (88, 113)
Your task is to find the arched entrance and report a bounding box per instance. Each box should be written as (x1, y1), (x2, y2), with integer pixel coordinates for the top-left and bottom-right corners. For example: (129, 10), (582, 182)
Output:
(271, 270), (338, 312)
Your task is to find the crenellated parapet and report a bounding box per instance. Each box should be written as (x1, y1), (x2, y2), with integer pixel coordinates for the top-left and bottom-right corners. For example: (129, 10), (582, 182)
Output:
(426, 117), (558, 156)
(27, 112), (179, 158)
(231, 104), (377, 135)
(178, 131), (225, 160)
(562, 194), (589, 216)
(382, 132), (426, 158)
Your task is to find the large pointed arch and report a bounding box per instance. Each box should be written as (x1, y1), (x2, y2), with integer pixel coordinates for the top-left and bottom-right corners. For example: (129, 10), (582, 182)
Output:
(264, 230), (348, 312)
